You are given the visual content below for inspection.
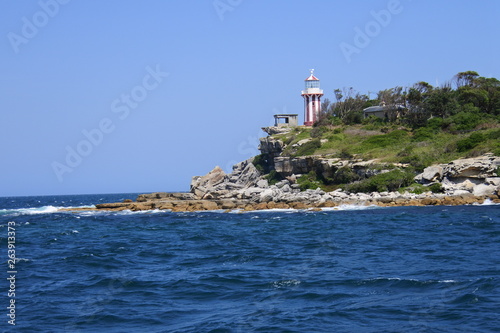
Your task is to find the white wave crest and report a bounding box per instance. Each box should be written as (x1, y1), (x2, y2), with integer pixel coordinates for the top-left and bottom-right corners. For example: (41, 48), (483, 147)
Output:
(321, 204), (379, 211)
(0, 205), (95, 217)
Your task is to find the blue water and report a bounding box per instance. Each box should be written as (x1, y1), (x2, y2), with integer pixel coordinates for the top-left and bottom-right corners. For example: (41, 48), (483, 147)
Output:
(0, 194), (499, 332)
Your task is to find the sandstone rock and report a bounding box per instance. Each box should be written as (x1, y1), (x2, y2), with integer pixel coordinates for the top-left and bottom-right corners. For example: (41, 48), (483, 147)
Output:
(486, 177), (500, 186)
(258, 136), (285, 155)
(95, 202), (132, 209)
(274, 157), (313, 176)
(262, 126), (293, 136)
(443, 155), (500, 179)
(295, 138), (312, 146)
(260, 189), (275, 202)
(257, 179), (269, 188)
(421, 166), (444, 182)
(473, 184), (497, 197)
(230, 160), (261, 188)
(190, 166), (227, 199)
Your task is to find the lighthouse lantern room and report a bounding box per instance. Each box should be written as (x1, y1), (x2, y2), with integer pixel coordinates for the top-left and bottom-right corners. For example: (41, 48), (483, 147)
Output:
(301, 69), (324, 126)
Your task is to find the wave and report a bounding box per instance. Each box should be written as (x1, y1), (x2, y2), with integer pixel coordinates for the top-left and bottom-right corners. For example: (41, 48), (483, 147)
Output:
(478, 198), (500, 206)
(0, 205), (95, 217)
(321, 204), (379, 211)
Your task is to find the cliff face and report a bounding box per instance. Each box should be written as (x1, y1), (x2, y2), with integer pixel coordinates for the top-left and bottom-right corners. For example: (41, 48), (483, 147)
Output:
(257, 135), (397, 180)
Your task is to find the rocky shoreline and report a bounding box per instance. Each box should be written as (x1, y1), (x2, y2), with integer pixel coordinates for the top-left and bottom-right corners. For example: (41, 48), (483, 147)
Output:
(68, 127), (500, 213)
(84, 190), (497, 213)
(70, 154), (499, 213)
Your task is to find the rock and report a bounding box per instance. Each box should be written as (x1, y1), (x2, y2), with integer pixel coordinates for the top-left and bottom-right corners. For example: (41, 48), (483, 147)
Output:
(443, 155), (500, 179)
(243, 187), (265, 199)
(421, 166), (444, 182)
(137, 192), (195, 202)
(257, 179), (269, 188)
(262, 126), (293, 136)
(95, 202), (132, 209)
(259, 189), (275, 202)
(258, 137), (285, 156)
(230, 160), (261, 188)
(190, 166), (227, 199)
(449, 190), (471, 196)
(486, 177), (500, 186)
(473, 184), (497, 197)
(274, 157), (313, 176)
(275, 179), (290, 188)
(296, 138), (312, 146)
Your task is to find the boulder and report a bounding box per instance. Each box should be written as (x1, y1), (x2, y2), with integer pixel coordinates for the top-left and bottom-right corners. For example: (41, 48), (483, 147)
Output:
(260, 188), (275, 202)
(256, 179), (269, 188)
(190, 166), (227, 199)
(421, 166), (444, 182)
(230, 160), (261, 188)
(473, 184), (497, 197)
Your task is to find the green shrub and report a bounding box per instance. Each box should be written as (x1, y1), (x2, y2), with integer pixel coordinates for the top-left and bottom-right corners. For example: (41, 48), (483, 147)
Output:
(338, 148), (353, 160)
(332, 166), (360, 184)
(456, 132), (486, 152)
(429, 183), (444, 193)
(333, 127), (343, 134)
(343, 111), (364, 125)
(253, 154), (269, 173)
(293, 138), (321, 156)
(328, 116), (343, 126)
(362, 115), (383, 126)
(311, 126), (328, 138)
(412, 127), (435, 141)
(448, 110), (482, 132)
(265, 170), (283, 185)
(402, 183), (427, 194)
(399, 153), (434, 172)
(344, 169), (415, 193)
(488, 129), (500, 140)
(426, 117), (444, 130)
(297, 171), (322, 191)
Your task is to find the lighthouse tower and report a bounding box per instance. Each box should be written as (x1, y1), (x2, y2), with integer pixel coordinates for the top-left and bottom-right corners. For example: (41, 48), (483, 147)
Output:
(301, 69), (324, 126)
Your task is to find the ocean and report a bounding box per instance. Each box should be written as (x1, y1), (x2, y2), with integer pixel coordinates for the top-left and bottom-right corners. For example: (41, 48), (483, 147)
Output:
(0, 194), (498, 333)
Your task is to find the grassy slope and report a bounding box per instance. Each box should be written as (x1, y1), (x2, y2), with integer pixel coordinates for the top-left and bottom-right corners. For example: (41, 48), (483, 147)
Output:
(276, 123), (500, 170)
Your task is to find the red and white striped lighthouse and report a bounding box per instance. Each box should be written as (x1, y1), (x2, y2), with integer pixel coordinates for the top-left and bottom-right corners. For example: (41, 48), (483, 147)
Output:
(301, 69), (324, 126)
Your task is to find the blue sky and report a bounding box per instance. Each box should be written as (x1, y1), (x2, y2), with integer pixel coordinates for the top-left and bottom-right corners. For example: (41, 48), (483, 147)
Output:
(1, 0), (499, 196)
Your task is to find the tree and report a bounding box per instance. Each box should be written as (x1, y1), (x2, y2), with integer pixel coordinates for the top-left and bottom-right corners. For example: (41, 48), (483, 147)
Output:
(331, 87), (368, 123)
(454, 71), (480, 89)
(377, 86), (406, 121)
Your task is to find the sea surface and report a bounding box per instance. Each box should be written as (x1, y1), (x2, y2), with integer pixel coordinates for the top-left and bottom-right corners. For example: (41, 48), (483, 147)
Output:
(0, 194), (499, 333)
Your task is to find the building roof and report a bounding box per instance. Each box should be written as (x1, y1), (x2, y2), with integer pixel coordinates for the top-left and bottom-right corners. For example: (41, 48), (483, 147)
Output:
(363, 106), (385, 113)
(305, 69), (319, 81)
(305, 74), (319, 81)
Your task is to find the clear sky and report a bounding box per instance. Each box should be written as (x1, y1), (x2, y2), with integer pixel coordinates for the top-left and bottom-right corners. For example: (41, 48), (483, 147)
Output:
(1, 0), (499, 197)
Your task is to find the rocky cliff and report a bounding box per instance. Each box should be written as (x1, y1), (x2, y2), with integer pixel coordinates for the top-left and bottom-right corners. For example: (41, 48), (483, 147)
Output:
(415, 153), (500, 196)
(187, 127), (500, 205)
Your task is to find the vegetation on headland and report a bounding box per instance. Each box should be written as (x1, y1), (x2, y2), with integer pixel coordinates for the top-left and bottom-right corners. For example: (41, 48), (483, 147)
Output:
(261, 71), (500, 193)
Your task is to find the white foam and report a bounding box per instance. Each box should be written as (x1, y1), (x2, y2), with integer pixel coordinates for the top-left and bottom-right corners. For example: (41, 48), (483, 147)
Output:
(479, 198), (499, 206)
(0, 205), (96, 217)
(321, 204), (379, 211)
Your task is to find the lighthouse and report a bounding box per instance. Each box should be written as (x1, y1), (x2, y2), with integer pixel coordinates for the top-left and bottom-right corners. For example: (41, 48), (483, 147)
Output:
(301, 69), (324, 126)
